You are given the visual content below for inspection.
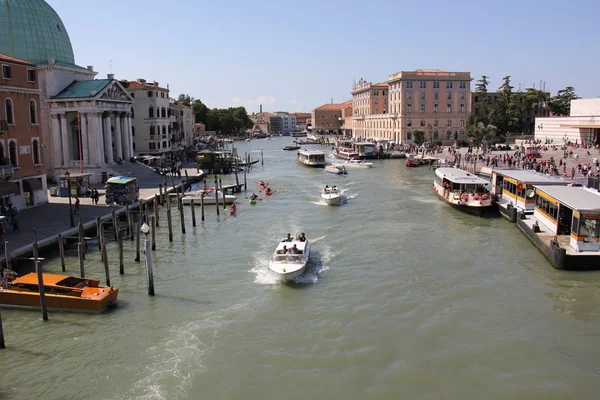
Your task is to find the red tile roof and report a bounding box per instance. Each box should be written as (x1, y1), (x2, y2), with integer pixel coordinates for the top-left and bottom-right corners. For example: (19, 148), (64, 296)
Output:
(0, 53), (35, 66)
(372, 82), (389, 88)
(315, 101), (352, 111)
(120, 80), (168, 91)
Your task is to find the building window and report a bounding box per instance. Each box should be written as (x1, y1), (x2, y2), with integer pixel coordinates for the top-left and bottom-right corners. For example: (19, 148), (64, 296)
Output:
(132, 126), (135, 136)
(460, 104), (465, 113)
(26, 68), (36, 83)
(149, 142), (156, 150)
(163, 141), (167, 148)
(407, 132), (412, 140)
(433, 82), (440, 89)
(32, 138), (41, 165)
(420, 104), (425, 113)
(406, 81), (413, 89)
(420, 120), (425, 127)
(460, 120), (465, 127)
(162, 126), (167, 135)
(447, 92), (452, 100)
(474, 96), (479, 103)
(29, 100), (37, 124)
(446, 81), (453, 89)
(447, 104), (452, 113)
(434, 91), (439, 100)
(4, 98), (14, 125)
(460, 91), (465, 100)
(459, 130), (465, 137)
(475, 108), (479, 115)
(131, 108), (135, 118)
(161, 107), (166, 118)
(433, 130), (438, 140)
(161, 92), (165, 98)
(447, 131), (453, 139)
(421, 91), (426, 100)
(407, 104), (412, 113)
(149, 107), (154, 118)
(2, 65), (11, 79)
(460, 81), (466, 89)
(434, 120), (438, 127)
(150, 126), (155, 136)
(147, 91), (153, 97)
(433, 104), (438, 113)
(407, 120), (412, 127)
(8, 139), (18, 167)
(447, 120), (452, 127)
(407, 91), (412, 99)
(420, 81), (426, 88)
(133, 142), (136, 150)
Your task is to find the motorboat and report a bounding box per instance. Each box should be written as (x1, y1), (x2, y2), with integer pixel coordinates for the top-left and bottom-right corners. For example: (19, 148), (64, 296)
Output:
(297, 149), (326, 168)
(0, 273), (118, 312)
(321, 186), (342, 205)
(433, 167), (496, 216)
(181, 189), (237, 205)
(283, 145), (301, 151)
(268, 239), (311, 281)
(405, 156), (421, 167)
(334, 159), (373, 168)
(325, 164), (348, 175)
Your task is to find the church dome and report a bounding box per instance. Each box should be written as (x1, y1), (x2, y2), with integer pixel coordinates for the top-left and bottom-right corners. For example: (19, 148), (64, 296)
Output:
(0, 0), (75, 65)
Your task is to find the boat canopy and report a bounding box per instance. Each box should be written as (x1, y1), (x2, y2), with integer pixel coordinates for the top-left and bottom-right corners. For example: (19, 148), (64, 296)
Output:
(106, 176), (137, 185)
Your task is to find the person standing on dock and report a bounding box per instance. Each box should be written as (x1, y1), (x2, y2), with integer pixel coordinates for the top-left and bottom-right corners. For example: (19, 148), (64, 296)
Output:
(75, 197), (80, 214)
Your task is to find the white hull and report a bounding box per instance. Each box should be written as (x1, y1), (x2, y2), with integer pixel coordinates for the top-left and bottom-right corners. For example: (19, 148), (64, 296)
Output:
(321, 191), (341, 205)
(333, 160), (373, 168)
(181, 191), (237, 205)
(269, 240), (311, 281)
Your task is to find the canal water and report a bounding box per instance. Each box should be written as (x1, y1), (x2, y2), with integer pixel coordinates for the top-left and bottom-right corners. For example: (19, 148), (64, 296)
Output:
(2, 138), (600, 399)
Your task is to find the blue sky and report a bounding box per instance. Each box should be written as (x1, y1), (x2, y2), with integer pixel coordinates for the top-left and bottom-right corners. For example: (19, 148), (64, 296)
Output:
(49, 0), (599, 113)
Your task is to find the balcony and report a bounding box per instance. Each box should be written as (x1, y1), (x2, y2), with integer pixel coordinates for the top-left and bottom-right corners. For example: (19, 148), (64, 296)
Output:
(0, 165), (14, 179)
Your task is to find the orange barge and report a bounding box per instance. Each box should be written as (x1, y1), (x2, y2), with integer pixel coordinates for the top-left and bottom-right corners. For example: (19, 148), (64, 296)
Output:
(0, 273), (118, 313)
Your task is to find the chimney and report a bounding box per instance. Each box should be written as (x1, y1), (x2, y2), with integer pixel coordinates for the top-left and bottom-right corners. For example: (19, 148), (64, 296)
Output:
(137, 78), (146, 83)
(260, 104), (262, 113)
(87, 65), (94, 71)
(107, 73), (115, 80)
(47, 57), (55, 65)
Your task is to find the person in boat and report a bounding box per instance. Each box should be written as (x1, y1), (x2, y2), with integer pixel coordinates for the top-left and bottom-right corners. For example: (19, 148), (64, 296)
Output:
(290, 244), (301, 254)
(250, 193), (258, 200)
(282, 233), (292, 242)
(298, 233), (306, 242)
(282, 245), (288, 254)
(324, 185), (329, 193)
(265, 187), (272, 195)
(259, 180), (265, 187)
(230, 203), (237, 213)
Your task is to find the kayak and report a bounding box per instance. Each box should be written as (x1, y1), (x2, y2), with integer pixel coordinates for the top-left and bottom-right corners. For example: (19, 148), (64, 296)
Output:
(229, 206), (237, 215)
(265, 191), (273, 196)
(249, 199), (257, 204)
(258, 183), (266, 189)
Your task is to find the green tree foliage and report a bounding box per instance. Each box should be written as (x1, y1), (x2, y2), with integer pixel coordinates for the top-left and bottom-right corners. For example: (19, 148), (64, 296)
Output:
(467, 122), (497, 146)
(468, 75), (491, 128)
(412, 129), (425, 145)
(191, 99), (208, 124)
(548, 86), (579, 116)
(177, 93), (254, 135)
(177, 94), (194, 106)
(489, 76), (521, 137)
(520, 88), (549, 132)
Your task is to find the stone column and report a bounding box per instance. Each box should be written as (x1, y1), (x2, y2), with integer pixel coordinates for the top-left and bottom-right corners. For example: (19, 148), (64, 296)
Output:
(127, 114), (134, 157)
(122, 113), (131, 159)
(86, 112), (97, 165)
(60, 112), (69, 166)
(114, 113), (123, 161)
(51, 113), (62, 167)
(80, 113), (90, 167)
(96, 113), (105, 165)
(103, 113), (114, 163)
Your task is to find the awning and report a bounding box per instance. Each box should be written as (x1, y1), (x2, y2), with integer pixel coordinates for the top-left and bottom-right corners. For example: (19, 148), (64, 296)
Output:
(0, 182), (21, 198)
(23, 178), (43, 191)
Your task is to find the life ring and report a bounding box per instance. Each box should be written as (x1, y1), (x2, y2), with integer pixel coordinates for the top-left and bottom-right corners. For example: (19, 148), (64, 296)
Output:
(473, 195), (481, 200)
(481, 194), (489, 200)
(460, 194), (469, 202)
(517, 183), (524, 191)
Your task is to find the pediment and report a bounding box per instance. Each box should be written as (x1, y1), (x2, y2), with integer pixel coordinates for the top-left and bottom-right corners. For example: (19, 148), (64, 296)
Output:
(98, 81), (133, 102)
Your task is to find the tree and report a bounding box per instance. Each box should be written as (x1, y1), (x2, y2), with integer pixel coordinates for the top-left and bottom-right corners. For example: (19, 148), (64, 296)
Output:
(467, 122), (497, 146)
(192, 99), (208, 124)
(472, 75), (491, 125)
(177, 94), (194, 106)
(412, 129), (425, 145)
(521, 88), (549, 132)
(489, 76), (521, 137)
(548, 86), (579, 116)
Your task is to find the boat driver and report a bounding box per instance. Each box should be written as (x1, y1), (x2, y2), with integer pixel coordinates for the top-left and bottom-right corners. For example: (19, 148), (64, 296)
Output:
(290, 244), (300, 254)
(282, 233), (292, 242)
(298, 233), (306, 242)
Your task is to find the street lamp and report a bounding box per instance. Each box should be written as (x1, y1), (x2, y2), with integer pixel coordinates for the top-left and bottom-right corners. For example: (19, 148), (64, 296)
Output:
(140, 221), (154, 296)
(65, 171), (74, 227)
(141, 222), (150, 236)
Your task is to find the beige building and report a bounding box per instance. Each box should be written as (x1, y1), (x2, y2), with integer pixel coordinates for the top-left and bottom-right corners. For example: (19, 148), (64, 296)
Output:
(534, 98), (600, 145)
(352, 69), (472, 144)
(311, 100), (352, 134)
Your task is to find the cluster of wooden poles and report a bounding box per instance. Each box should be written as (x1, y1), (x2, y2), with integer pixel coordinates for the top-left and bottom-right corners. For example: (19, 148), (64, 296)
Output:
(0, 177), (246, 349)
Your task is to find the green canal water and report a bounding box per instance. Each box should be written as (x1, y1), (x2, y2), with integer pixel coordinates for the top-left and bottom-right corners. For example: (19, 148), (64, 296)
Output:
(1, 138), (600, 399)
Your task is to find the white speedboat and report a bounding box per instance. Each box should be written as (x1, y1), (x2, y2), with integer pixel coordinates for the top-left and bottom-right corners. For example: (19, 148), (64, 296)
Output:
(325, 164), (348, 175)
(321, 187), (342, 205)
(432, 167), (495, 216)
(181, 189), (237, 205)
(334, 159), (373, 168)
(269, 239), (311, 281)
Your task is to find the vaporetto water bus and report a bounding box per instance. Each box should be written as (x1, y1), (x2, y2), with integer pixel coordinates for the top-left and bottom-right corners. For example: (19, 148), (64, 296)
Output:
(433, 167), (495, 216)
(297, 149), (326, 168)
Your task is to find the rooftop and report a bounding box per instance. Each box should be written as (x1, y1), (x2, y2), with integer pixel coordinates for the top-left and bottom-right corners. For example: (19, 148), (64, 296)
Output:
(0, 52), (35, 66)
(52, 79), (112, 99)
(493, 169), (569, 185)
(536, 185), (600, 212)
(120, 79), (168, 91)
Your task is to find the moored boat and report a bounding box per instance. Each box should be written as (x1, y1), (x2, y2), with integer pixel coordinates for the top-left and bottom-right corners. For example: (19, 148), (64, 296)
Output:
(433, 167), (495, 216)
(325, 164), (348, 175)
(283, 145), (301, 151)
(268, 237), (311, 281)
(0, 273), (118, 312)
(181, 189), (237, 205)
(321, 186), (342, 205)
(405, 156), (421, 167)
(297, 149), (326, 168)
(334, 159), (374, 168)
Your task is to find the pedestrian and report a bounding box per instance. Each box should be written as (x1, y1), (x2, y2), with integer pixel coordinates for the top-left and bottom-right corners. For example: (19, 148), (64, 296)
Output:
(75, 196), (80, 214)
(571, 167), (575, 180)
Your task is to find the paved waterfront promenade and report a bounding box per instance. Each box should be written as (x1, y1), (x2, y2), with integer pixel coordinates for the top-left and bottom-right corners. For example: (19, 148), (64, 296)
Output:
(1, 164), (204, 264)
